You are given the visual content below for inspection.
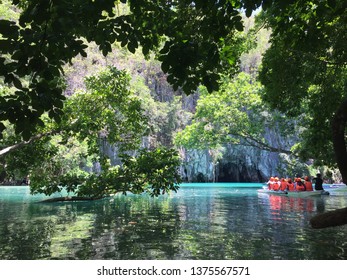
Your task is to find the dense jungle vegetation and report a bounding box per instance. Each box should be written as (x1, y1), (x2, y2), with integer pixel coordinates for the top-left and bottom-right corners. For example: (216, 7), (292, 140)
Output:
(0, 0), (346, 205)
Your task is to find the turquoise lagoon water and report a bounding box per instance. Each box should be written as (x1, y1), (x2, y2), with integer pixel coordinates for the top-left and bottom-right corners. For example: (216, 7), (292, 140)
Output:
(1, 183), (347, 260)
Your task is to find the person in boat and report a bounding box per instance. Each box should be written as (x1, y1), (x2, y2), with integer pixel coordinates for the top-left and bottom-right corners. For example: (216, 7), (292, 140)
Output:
(273, 177), (281, 191)
(21, 175), (30, 185)
(304, 176), (313, 191)
(267, 177), (275, 190)
(280, 178), (288, 192)
(295, 177), (306, 191)
(287, 178), (295, 191)
(313, 173), (324, 191)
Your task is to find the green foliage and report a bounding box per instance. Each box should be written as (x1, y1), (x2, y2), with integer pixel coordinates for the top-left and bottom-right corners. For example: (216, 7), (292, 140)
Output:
(2, 0), (345, 186)
(174, 72), (287, 151)
(0, 0), (18, 20)
(30, 147), (181, 198)
(23, 66), (182, 198)
(0, 123), (53, 181)
(129, 73), (193, 147)
(28, 135), (92, 195)
(0, 0), (252, 141)
(61, 67), (148, 153)
(258, 0), (347, 168)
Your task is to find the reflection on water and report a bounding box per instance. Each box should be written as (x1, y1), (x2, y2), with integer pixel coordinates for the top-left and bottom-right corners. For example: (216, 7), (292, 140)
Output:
(1, 185), (347, 260)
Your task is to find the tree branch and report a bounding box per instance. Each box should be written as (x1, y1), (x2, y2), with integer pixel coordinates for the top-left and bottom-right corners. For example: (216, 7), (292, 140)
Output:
(0, 130), (59, 157)
(231, 131), (293, 154)
(40, 196), (104, 203)
(331, 98), (347, 184)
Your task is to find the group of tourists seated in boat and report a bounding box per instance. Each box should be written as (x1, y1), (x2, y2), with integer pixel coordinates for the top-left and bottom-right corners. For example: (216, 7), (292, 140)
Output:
(267, 176), (314, 192)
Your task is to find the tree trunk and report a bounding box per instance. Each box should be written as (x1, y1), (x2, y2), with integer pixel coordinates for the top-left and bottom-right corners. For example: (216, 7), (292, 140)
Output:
(331, 98), (347, 183)
(310, 207), (347, 229)
(310, 99), (347, 228)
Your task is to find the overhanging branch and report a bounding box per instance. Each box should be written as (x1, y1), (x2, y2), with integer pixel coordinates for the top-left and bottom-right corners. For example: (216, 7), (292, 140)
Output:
(0, 130), (60, 157)
(242, 133), (292, 154)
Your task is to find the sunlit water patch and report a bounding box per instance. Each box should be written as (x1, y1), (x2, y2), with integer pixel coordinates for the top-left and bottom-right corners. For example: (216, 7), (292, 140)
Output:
(1, 184), (347, 259)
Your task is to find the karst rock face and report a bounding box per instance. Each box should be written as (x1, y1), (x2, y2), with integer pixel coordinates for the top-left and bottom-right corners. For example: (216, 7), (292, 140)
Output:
(179, 145), (282, 183)
(101, 131), (293, 184)
(179, 127), (296, 183)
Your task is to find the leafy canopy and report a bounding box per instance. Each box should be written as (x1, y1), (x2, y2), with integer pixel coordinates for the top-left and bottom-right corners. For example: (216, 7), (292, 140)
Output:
(258, 0), (347, 169)
(2, 66), (181, 197)
(175, 73), (263, 149)
(0, 0), (253, 141)
(175, 72), (294, 154)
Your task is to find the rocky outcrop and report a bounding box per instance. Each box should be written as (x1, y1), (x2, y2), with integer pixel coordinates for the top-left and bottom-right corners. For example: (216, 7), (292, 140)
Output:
(180, 146), (283, 183)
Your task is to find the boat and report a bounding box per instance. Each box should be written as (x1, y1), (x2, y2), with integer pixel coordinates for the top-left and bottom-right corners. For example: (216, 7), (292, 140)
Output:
(257, 188), (288, 196)
(324, 183), (347, 193)
(286, 191), (322, 197)
(257, 186), (328, 197)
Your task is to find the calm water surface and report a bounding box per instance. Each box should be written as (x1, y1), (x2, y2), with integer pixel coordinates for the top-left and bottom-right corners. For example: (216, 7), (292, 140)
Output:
(1, 184), (347, 260)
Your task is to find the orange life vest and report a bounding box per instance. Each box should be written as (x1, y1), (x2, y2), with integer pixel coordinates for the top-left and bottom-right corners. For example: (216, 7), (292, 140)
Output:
(280, 181), (288, 191)
(296, 181), (306, 191)
(287, 182), (295, 192)
(273, 182), (280, 191)
(304, 181), (313, 191)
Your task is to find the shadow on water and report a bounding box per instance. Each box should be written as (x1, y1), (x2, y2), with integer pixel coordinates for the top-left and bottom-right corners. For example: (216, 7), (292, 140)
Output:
(1, 185), (347, 259)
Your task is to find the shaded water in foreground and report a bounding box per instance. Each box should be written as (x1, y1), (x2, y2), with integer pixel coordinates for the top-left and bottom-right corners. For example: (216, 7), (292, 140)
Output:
(1, 183), (347, 260)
